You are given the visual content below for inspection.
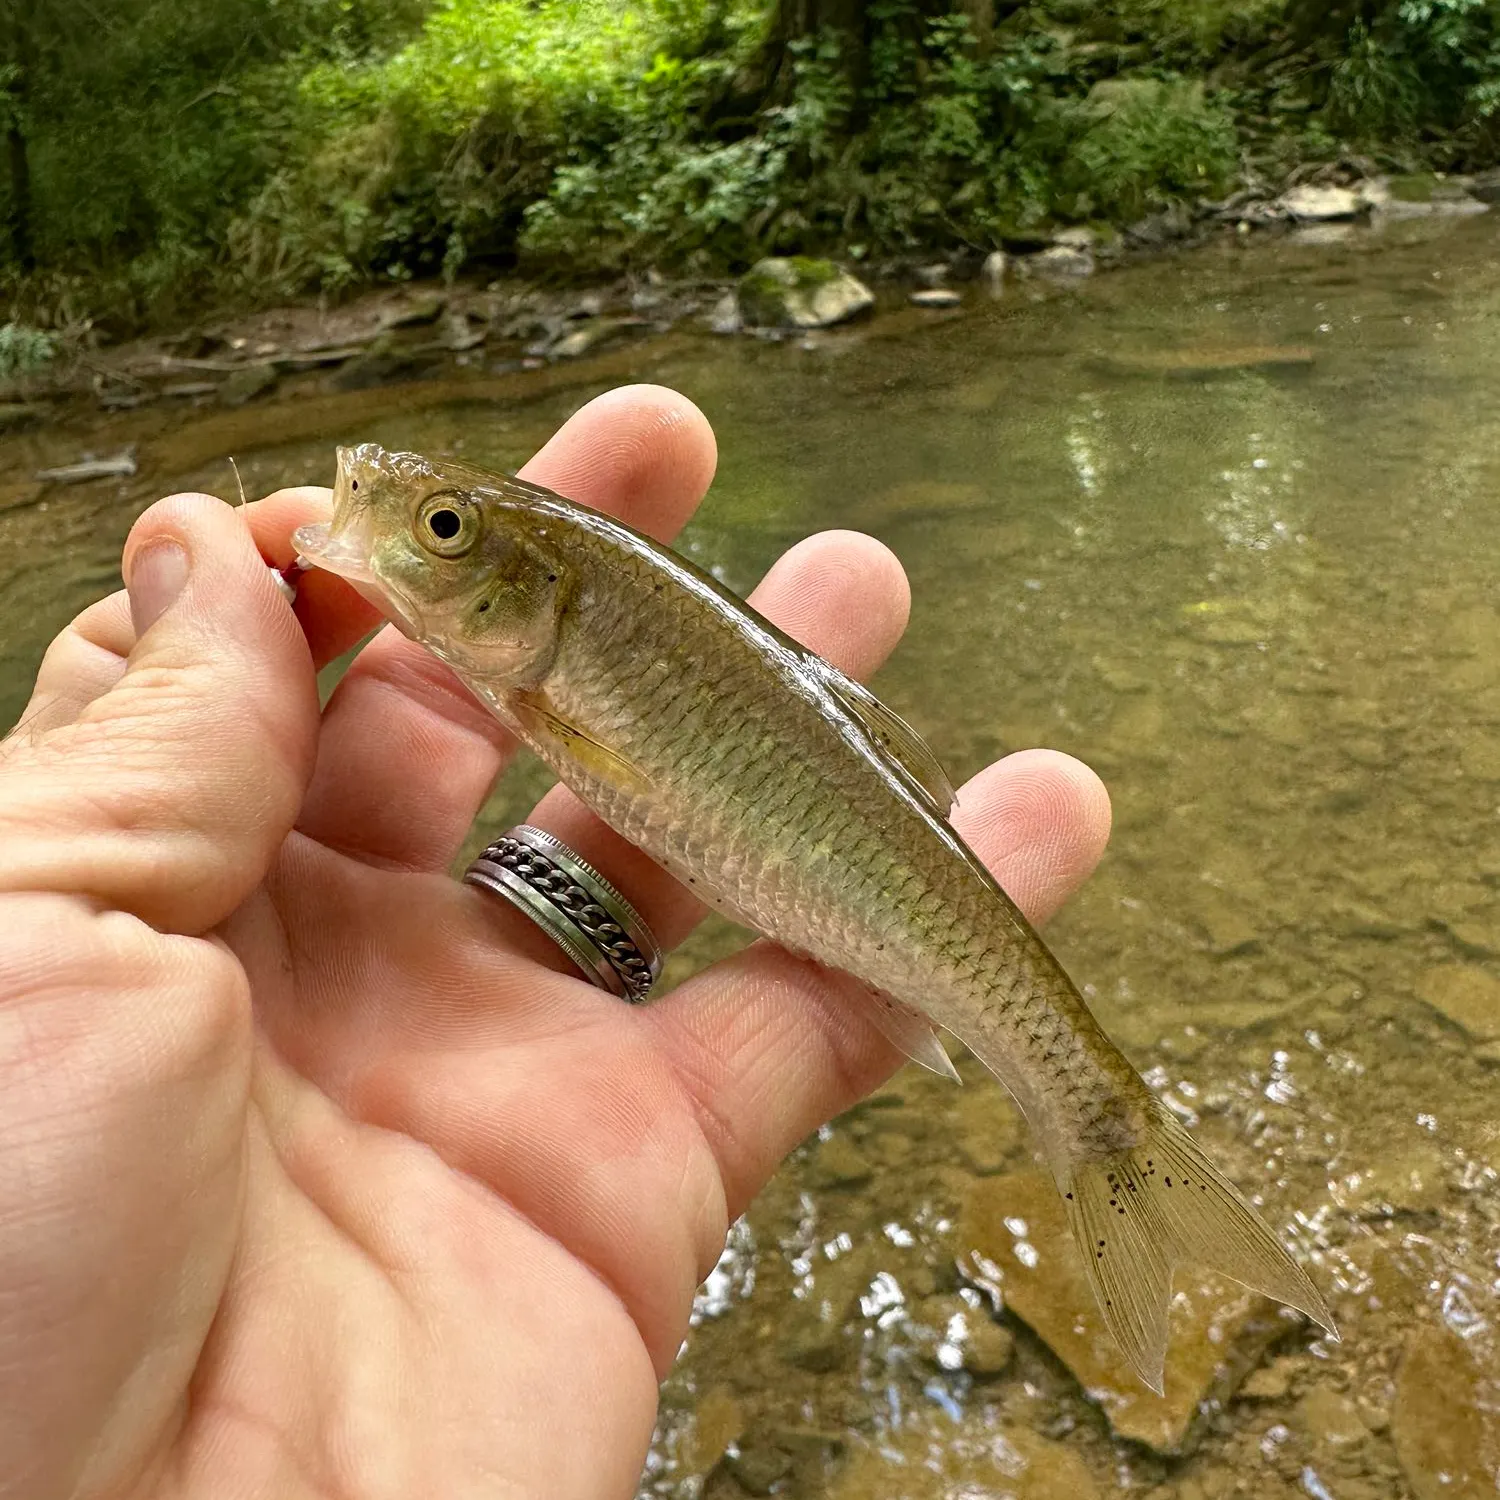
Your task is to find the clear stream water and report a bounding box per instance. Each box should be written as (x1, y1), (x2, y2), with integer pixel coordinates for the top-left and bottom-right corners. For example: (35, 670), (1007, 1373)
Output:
(3, 215), (1498, 1498)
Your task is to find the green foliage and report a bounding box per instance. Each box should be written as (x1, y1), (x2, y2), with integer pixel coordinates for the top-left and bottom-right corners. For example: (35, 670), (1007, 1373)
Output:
(1057, 79), (1240, 219)
(1326, 1), (1500, 147)
(2, 0), (426, 320)
(505, 3), (1238, 264)
(0, 321), (56, 379)
(236, 0), (774, 285)
(6, 0), (1500, 321)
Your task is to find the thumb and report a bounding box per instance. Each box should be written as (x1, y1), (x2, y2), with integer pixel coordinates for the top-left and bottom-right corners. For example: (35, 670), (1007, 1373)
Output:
(0, 493), (320, 934)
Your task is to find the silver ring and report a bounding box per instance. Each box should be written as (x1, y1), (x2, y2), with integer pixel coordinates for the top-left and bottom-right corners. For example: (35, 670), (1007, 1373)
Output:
(464, 825), (663, 1003)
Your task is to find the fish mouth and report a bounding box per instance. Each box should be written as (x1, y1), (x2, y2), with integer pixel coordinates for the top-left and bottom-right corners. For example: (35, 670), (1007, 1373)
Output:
(292, 518), (376, 582)
(292, 445), (380, 580)
(290, 447), (424, 639)
(293, 515), (422, 640)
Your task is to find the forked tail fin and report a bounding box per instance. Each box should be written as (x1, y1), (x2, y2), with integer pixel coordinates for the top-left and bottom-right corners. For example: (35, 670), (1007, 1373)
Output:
(1062, 1097), (1337, 1394)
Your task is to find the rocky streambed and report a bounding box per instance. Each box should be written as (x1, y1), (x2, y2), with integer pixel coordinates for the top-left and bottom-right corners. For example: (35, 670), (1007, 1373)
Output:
(4, 165), (1495, 452)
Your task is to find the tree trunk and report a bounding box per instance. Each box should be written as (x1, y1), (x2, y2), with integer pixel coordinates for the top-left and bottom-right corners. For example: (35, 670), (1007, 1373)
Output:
(7, 120), (32, 270)
(3, 0), (34, 270)
(764, 0), (869, 101)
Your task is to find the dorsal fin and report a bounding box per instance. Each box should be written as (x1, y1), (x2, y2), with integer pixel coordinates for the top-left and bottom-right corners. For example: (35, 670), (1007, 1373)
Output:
(819, 667), (958, 815)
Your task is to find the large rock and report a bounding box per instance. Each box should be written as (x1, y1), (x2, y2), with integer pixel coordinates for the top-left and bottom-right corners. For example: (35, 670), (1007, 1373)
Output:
(1392, 1324), (1500, 1499)
(736, 258), (874, 330)
(1021, 244), (1095, 279)
(1278, 185), (1367, 221)
(958, 1169), (1286, 1453)
(218, 362), (278, 407)
(1415, 964), (1500, 1041)
(1469, 166), (1500, 203)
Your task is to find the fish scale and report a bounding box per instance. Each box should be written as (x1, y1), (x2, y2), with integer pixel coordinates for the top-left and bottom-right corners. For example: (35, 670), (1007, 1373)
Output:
(295, 442), (1338, 1392)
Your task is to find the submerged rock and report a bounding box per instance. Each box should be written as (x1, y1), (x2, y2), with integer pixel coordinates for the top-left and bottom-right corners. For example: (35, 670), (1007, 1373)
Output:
(680, 1384), (745, 1475)
(963, 1313), (1016, 1376)
(909, 287), (962, 308)
(1415, 964), (1500, 1041)
(1192, 894), (1263, 957)
(1098, 344), (1315, 378)
(737, 258), (875, 330)
(1240, 1354), (1302, 1401)
(807, 1131), (874, 1189)
(959, 1169), (1286, 1453)
(1296, 1384), (1371, 1450)
(913, 1294), (1016, 1377)
(724, 1441), (792, 1496)
(830, 1419), (1099, 1500)
(779, 1314), (849, 1373)
(1391, 1324), (1500, 1499)
(1459, 738), (1500, 780)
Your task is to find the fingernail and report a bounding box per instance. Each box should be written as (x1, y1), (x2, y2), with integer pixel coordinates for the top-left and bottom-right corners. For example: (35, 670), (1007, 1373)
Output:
(128, 541), (190, 636)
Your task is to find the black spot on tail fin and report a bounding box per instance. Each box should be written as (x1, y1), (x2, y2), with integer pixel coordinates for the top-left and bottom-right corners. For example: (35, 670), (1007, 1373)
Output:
(1062, 1097), (1337, 1393)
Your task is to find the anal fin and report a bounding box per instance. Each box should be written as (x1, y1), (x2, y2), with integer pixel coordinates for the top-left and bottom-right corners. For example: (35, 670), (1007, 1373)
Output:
(865, 988), (961, 1082)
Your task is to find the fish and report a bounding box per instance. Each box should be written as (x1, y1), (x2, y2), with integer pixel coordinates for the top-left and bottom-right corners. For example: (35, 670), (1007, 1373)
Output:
(293, 443), (1337, 1391)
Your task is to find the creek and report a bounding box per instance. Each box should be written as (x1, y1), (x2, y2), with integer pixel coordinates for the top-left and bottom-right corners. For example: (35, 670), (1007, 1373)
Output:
(4, 214), (1499, 1498)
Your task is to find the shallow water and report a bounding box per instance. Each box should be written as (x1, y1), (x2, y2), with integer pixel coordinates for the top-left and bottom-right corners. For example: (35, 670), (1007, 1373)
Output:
(4, 216), (1499, 1497)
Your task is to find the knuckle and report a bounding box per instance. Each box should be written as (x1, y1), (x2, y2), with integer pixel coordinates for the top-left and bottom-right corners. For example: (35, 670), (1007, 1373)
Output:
(0, 896), (251, 1095)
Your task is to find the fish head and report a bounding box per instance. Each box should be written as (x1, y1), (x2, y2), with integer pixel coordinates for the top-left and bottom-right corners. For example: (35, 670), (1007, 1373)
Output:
(293, 443), (569, 684)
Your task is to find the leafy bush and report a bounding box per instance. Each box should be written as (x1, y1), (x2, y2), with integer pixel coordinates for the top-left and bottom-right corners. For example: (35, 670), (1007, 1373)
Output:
(1327, 1), (1500, 149)
(2, 0), (427, 320)
(1057, 79), (1240, 219)
(0, 322), (56, 379)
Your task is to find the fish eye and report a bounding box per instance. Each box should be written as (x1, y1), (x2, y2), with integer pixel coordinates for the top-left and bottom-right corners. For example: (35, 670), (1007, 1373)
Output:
(416, 493), (478, 558)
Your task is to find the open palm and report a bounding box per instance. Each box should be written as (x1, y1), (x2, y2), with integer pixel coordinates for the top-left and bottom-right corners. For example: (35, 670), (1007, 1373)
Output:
(0, 387), (1111, 1500)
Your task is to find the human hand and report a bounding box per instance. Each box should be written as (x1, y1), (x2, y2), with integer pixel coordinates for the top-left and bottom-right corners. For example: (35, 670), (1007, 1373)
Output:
(0, 386), (1111, 1499)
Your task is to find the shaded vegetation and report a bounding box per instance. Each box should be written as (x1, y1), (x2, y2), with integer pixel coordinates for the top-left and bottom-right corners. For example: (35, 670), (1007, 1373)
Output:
(5, 0), (1500, 330)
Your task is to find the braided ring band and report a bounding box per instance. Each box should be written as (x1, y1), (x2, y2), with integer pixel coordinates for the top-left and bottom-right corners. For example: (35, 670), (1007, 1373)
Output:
(463, 825), (663, 1003)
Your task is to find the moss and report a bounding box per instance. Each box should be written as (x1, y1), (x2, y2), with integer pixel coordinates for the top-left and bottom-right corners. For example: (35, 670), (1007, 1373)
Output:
(784, 256), (842, 287)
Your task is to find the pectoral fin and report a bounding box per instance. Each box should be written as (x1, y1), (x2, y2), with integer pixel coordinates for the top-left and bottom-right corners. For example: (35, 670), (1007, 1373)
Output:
(821, 668), (958, 816)
(513, 693), (653, 797)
